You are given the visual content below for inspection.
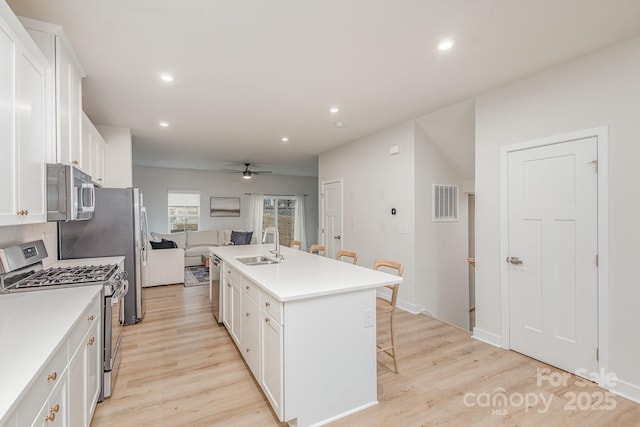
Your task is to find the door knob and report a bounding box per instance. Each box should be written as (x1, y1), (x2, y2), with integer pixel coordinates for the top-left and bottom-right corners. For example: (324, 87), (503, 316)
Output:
(334, 235), (341, 240)
(507, 257), (523, 265)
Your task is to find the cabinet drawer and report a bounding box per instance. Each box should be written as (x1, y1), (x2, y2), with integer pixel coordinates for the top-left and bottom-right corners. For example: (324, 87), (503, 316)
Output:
(17, 347), (67, 422)
(223, 265), (242, 284)
(68, 293), (100, 352)
(260, 293), (283, 324)
(242, 279), (260, 303)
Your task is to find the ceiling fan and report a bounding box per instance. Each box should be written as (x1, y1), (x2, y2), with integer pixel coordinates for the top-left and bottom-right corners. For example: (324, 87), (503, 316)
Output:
(224, 163), (272, 180)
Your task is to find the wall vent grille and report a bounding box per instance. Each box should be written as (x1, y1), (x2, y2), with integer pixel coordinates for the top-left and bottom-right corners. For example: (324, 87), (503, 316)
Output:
(433, 184), (459, 222)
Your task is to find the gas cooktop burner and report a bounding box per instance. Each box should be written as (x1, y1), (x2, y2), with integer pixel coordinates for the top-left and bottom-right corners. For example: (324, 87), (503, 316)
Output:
(14, 264), (119, 288)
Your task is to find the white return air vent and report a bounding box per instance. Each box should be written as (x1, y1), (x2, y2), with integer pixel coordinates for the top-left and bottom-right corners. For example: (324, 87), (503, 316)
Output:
(432, 184), (459, 222)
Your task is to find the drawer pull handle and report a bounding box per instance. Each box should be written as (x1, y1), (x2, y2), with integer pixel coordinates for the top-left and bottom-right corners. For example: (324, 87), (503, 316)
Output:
(44, 412), (56, 422)
(88, 315), (94, 321)
(245, 312), (250, 317)
(246, 285), (250, 290)
(47, 372), (57, 381)
(88, 337), (95, 345)
(227, 283), (231, 287)
(265, 301), (271, 308)
(265, 317), (270, 323)
(51, 404), (60, 413)
(246, 348), (250, 352)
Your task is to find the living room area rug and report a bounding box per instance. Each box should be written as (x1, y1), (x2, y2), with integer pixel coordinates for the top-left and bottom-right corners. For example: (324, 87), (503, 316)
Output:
(184, 266), (209, 287)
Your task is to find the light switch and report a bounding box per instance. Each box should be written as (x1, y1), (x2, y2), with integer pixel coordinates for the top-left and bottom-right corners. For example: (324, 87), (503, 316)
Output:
(389, 144), (400, 155)
(398, 224), (409, 234)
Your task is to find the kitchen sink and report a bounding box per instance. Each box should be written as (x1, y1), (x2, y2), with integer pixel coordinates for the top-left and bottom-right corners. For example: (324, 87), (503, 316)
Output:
(236, 255), (280, 266)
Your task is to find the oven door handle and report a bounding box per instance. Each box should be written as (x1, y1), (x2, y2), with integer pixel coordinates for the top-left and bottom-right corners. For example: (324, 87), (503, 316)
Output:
(112, 280), (129, 304)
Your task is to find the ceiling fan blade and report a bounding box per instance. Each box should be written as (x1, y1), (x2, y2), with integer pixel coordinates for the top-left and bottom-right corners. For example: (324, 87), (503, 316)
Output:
(252, 171), (273, 174)
(223, 169), (242, 173)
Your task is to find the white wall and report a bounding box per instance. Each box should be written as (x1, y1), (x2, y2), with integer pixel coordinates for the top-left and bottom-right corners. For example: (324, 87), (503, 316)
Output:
(414, 124), (469, 328)
(98, 125), (132, 188)
(319, 122), (417, 308)
(133, 166), (319, 244)
(475, 35), (640, 396)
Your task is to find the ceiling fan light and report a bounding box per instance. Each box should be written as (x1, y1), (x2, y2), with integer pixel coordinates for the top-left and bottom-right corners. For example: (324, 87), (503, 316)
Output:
(242, 171), (252, 179)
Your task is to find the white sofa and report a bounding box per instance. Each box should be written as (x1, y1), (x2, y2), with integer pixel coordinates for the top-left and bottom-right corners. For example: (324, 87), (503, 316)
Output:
(149, 229), (256, 267)
(142, 247), (184, 287)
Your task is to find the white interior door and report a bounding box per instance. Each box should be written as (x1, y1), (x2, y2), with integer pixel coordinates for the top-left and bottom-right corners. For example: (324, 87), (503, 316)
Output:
(508, 137), (598, 376)
(321, 180), (343, 259)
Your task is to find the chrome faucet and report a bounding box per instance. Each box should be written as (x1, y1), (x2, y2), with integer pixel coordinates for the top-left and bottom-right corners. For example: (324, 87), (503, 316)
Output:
(262, 225), (283, 260)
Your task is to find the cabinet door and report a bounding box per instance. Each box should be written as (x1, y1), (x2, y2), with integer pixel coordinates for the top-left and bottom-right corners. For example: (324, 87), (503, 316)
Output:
(94, 138), (105, 185)
(16, 48), (46, 224)
(67, 342), (84, 425)
(0, 25), (17, 225)
(241, 295), (261, 379)
(222, 276), (232, 330)
(56, 37), (82, 168)
(85, 317), (101, 421)
(81, 116), (92, 176)
(261, 314), (283, 420)
(230, 282), (242, 345)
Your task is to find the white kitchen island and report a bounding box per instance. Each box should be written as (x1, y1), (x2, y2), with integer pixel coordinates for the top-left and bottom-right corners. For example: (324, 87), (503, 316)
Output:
(211, 244), (402, 427)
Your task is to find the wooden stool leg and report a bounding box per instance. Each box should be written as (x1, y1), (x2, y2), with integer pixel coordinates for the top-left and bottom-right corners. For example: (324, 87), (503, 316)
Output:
(390, 309), (399, 374)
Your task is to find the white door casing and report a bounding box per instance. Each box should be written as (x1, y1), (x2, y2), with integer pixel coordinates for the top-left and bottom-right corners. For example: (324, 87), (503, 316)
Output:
(500, 127), (610, 387)
(321, 180), (343, 259)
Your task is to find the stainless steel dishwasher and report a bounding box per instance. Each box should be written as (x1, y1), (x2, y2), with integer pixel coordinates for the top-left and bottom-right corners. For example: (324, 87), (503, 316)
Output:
(210, 254), (222, 323)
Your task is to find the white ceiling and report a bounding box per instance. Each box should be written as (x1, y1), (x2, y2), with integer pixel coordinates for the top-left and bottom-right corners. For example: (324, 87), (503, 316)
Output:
(7, 0), (640, 177)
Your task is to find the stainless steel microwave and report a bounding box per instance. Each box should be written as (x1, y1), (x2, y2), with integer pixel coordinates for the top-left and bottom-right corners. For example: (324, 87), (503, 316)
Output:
(47, 164), (95, 221)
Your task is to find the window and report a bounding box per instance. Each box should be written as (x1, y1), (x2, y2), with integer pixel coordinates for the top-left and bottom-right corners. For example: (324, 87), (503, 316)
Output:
(168, 192), (200, 232)
(432, 184), (459, 222)
(263, 198), (295, 246)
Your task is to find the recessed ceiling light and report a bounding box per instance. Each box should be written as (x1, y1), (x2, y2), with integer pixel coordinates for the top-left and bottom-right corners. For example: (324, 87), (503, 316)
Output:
(159, 121), (169, 127)
(281, 137), (289, 143)
(160, 73), (174, 82)
(329, 106), (339, 114)
(437, 38), (454, 51)
(334, 121), (345, 127)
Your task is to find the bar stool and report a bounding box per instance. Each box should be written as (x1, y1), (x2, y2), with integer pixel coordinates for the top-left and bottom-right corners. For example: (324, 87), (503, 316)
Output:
(290, 240), (302, 250)
(309, 244), (326, 256)
(336, 250), (358, 265)
(374, 259), (404, 374)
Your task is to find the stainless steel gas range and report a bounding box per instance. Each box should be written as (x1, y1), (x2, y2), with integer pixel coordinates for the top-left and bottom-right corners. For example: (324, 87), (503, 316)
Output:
(0, 240), (128, 401)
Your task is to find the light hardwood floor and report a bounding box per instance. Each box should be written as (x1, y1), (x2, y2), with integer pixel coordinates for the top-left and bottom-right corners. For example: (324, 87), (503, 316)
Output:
(92, 284), (640, 427)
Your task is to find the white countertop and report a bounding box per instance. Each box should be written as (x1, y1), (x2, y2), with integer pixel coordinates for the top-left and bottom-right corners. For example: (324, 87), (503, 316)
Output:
(0, 285), (103, 422)
(211, 244), (402, 302)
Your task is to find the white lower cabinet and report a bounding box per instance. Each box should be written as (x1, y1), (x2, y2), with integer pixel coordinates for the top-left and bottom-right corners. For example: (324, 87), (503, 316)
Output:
(30, 369), (67, 427)
(261, 311), (283, 418)
(230, 281), (242, 346)
(220, 263), (284, 421)
(5, 293), (101, 427)
(241, 294), (261, 379)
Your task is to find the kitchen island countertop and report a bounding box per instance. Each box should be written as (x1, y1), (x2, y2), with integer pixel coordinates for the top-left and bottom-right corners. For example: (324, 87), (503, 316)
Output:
(210, 244), (401, 302)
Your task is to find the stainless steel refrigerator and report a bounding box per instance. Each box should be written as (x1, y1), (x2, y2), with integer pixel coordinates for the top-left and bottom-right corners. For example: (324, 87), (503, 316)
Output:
(58, 187), (147, 325)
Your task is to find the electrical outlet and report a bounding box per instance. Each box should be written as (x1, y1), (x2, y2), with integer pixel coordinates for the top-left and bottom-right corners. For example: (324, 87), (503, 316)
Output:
(363, 308), (373, 328)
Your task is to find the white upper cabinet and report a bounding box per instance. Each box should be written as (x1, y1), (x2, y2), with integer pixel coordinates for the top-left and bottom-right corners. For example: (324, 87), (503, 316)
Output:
(19, 17), (86, 172)
(81, 112), (106, 185)
(0, 3), (48, 226)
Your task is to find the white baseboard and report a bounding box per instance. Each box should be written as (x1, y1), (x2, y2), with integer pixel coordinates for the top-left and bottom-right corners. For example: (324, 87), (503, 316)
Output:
(375, 290), (424, 314)
(609, 378), (640, 404)
(472, 327), (502, 348)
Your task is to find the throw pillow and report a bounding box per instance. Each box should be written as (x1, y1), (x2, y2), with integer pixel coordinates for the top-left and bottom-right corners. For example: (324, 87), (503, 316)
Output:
(230, 231), (253, 245)
(150, 239), (178, 249)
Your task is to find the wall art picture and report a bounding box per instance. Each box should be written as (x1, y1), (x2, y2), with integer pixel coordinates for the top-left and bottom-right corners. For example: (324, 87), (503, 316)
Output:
(210, 197), (241, 217)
